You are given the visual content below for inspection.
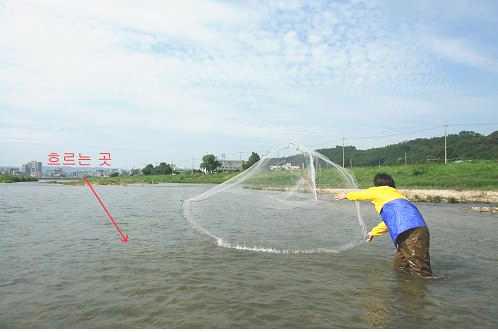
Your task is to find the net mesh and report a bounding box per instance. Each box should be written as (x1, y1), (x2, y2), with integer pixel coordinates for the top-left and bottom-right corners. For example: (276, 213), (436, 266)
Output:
(184, 144), (367, 253)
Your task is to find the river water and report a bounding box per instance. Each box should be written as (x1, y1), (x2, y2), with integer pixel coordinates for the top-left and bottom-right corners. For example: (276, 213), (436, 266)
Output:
(1, 182), (497, 328)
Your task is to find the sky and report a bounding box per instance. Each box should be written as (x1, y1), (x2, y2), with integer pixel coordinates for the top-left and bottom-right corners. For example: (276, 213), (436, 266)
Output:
(1, 0), (497, 169)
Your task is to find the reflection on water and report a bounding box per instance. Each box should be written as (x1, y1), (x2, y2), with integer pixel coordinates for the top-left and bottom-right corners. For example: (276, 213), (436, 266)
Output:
(0, 183), (497, 328)
(361, 264), (449, 328)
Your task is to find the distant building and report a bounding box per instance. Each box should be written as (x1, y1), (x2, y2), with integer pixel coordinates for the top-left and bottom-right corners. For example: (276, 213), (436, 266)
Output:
(0, 167), (20, 175)
(9, 168), (21, 175)
(94, 168), (120, 177)
(108, 168), (120, 175)
(270, 163), (301, 171)
(219, 160), (244, 171)
(22, 161), (42, 177)
(49, 167), (64, 177)
(70, 169), (92, 178)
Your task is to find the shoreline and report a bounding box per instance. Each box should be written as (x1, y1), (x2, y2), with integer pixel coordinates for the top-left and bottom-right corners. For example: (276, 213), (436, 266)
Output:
(5, 180), (498, 204)
(399, 188), (498, 204)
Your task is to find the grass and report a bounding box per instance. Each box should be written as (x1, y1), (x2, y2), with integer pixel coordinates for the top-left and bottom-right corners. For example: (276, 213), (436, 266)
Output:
(0, 175), (38, 183)
(70, 172), (238, 186)
(351, 160), (498, 190)
(244, 169), (303, 187)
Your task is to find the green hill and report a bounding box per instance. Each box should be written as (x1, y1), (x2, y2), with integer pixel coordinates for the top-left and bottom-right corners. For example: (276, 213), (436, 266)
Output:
(317, 130), (498, 166)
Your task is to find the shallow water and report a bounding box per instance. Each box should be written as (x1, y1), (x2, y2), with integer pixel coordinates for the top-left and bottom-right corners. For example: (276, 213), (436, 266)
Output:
(1, 182), (497, 328)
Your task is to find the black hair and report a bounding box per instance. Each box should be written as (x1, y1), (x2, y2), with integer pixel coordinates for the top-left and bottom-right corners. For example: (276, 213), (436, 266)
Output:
(373, 173), (396, 188)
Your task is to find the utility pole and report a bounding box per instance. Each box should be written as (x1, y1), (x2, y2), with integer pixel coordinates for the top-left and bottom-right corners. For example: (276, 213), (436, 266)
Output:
(191, 157), (194, 175)
(444, 124), (448, 165)
(404, 151), (407, 166)
(342, 137), (345, 168)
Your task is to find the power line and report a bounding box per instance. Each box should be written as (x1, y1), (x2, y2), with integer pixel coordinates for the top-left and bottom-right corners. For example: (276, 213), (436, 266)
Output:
(311, 122), (497, 149)
(130, 123), (497, 169)
(309, 125), (442, 150)
(342, 137), (345, 168)
(444, 124), (448, 165)
(447, 122), (498, 127)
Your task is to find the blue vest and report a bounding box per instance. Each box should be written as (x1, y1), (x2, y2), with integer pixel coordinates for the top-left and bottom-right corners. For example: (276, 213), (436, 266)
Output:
(380, 199), (427, 245)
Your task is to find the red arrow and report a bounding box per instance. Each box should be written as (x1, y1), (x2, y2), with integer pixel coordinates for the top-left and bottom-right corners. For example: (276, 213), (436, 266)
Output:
(83, 177), (128, 243)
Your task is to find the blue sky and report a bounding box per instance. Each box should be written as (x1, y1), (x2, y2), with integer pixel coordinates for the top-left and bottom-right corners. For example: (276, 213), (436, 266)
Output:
(1, 0), (497, 168)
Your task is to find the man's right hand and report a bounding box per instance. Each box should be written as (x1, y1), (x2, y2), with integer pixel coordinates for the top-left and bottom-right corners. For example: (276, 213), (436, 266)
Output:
(367, 232), (374, 242)
(335, 193), (347, 200)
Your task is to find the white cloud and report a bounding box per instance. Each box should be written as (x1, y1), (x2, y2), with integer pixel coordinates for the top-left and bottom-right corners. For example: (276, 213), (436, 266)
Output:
(427, 36), (498, 74)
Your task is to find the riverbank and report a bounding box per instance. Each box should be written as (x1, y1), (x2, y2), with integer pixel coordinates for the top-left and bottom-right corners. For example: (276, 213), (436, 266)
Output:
(58, 160), (497, 188)
(61, 177), (498, 204)
(401, 188), (498, 204)
(38, 160), (498, 203)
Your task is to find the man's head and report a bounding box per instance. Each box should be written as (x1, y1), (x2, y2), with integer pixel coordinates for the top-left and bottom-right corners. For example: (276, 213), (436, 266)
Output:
(373, 173), (395, 188)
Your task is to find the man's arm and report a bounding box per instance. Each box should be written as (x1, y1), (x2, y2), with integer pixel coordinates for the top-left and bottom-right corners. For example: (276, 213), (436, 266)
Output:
(346, 189), (375, 201)
(335, 188), (375, 201)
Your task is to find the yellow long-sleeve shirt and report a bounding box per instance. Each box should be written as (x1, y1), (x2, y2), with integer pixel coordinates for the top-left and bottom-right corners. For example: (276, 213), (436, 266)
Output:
(346, 186), (407, 236)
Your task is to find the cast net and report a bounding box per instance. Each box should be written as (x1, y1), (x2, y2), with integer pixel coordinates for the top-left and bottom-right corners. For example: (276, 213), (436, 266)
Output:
(183, 144), (367, 253)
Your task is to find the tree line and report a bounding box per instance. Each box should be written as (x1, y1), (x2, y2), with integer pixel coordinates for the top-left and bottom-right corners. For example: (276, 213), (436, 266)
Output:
(200, 152), (261, 173)
(142, 162), (173, 175)
(139, 152), (261, 175)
